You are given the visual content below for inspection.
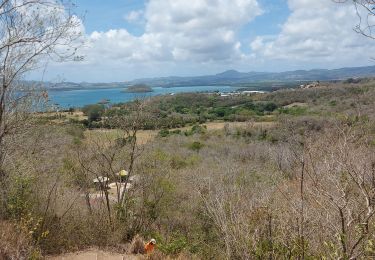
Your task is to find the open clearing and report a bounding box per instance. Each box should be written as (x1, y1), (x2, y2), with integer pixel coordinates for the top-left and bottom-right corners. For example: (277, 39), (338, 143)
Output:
(86, 121), (276, 145)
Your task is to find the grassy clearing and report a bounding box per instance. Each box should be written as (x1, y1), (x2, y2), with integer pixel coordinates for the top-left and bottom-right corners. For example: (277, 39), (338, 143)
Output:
(85, 121), (277, 145)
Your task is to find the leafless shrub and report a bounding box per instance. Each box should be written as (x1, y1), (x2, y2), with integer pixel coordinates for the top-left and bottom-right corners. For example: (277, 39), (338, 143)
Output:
(129, 234), (145, 254)
(0, 221), (40, 259)
(147, 250), (167, 260)
(334, 0), (375, 39)
(0, 0), (82, 216)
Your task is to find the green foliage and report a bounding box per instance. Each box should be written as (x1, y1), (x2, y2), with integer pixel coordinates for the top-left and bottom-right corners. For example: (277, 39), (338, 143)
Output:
(329, 100), (337, 106)
(98, 93), (279, 130)
(210, 107), (231, 117)
(158, 129), (170, 137)
(169, 154), (201, 169)
(170, 155), (188, 169)
(171, 129), (182, 135)
(278, 106), (308, 116)
(184, 125), (207, 136)
(7, 176), (35, 219)
(0, 221), (42, 260)
(124, 84), (153, 93)
(66, 125), (85, 144)
(188, 141), (205, 152)
(158, 235), (188, 255)
(152, 149), (169, 161)
(158, 129), (182, 138)
(208, 102), (278, 119)
(81, 104), (105, 122)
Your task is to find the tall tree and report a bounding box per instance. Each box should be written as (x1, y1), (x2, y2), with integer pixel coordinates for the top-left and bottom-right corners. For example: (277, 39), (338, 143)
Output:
(335, 0), (375, 38)
(0, 0), (81, 214)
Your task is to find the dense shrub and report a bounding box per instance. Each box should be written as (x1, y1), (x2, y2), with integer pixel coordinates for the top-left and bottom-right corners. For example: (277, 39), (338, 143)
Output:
(82, 104), (105, 122)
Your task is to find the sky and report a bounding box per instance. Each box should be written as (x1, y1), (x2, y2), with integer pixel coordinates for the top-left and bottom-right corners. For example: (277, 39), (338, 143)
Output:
(33, 0), (375, 82)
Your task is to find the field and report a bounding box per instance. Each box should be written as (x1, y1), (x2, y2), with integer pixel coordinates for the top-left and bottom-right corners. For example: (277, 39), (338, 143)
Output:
(86, 121), (276, 145)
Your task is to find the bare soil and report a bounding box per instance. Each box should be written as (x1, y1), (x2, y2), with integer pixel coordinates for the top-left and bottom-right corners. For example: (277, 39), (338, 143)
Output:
(46, 249), (141, 260)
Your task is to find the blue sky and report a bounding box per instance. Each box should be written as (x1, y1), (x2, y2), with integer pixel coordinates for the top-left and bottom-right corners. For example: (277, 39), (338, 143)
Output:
(37, 0), (375, 82)
(75, 0), (146, 35)
(75, 0), (290, 36)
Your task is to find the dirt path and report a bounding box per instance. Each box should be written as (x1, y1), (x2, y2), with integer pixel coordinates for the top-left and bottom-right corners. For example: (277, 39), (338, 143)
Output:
(47, 249), (141, 260)
(198, 121), (275, 130)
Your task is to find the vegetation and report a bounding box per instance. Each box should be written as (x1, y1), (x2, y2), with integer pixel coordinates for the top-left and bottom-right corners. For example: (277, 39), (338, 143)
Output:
(123, 84), (154, 93)
(73, 93), (278, 130)
(3, 73), (375, 259)
(2, 1), (375, 259)
(82, 104), (106, 123)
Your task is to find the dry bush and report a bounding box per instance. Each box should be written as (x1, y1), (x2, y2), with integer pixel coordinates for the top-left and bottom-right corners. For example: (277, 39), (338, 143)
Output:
(147, 250), (167, 260)
(130, 234), (145, 254)
(141, 251), (196, 260)
(301, 126), (375, 258)
(266, 122), (375, 259)
(3, 80), (375, 259)
(0, 221), (40, 259)
(132, 131), (283, 259)
(175, 252), (198, 260)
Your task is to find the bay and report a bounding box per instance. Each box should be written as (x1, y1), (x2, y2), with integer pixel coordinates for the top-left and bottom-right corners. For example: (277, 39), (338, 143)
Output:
(47, 85), (234, 109)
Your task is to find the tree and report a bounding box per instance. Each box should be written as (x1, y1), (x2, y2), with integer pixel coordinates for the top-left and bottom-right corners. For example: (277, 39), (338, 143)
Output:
(0, 0), (82, 215)
(335, 0), (375, 38)
(66, 99), (152, 229)
(82, 104), (105, 122)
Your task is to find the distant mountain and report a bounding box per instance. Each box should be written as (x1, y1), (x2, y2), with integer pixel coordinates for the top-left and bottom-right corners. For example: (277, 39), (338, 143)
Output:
(32, 65), (375, 90)
(128, 65), (375, 87)
(26, 81), (130, 91)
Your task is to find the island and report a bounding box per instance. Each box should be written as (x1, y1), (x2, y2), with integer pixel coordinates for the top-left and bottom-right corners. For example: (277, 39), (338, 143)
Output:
(123, 84), (153, 93)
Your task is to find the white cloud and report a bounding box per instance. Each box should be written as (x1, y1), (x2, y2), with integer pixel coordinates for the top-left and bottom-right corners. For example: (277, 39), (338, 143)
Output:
(80, 0), (262, 65)
(42, 0), (375, 82)
(251, 0), (375, 67)
(42, 0), (263, 81)
(124, 10), (144, 23)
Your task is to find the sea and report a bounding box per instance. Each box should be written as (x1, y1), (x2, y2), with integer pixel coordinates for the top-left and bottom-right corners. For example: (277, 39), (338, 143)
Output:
(47, 85), (234, 109)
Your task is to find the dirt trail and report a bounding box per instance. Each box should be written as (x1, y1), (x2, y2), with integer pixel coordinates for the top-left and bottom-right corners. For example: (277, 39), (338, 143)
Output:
(47, 249), (141, 260)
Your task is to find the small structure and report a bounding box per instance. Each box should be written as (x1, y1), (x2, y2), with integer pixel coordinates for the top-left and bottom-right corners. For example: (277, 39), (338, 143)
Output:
(241, 90), (266, 95)
(301, 81), (321, 89)
(116, 170), (128, 183)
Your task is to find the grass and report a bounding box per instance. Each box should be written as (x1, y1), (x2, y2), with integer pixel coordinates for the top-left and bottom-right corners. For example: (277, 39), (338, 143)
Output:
(85, 121), (277, 145)
(278, 106), (309, 116)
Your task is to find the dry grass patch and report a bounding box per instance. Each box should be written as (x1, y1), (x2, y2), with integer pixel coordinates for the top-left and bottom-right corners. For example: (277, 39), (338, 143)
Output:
(0, 221), (40, 259)
(129, 235), (145, 255)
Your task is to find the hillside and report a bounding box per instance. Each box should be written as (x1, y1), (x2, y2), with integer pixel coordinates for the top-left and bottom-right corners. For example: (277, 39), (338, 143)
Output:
(29, 65), (375, 90)
(3, 79), (375, 259)
(128, 65), (375, 87)
(122, 84), (153, 93)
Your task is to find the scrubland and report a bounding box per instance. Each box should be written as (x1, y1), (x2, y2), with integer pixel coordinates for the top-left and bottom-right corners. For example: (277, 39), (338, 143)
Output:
(1, 80), (375, 259)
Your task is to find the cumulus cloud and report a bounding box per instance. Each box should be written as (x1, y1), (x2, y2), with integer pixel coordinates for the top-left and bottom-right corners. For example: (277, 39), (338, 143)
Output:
(82, 0), (262, 64)
(43, 0), (375, 81)
(251, 0), (375, 67)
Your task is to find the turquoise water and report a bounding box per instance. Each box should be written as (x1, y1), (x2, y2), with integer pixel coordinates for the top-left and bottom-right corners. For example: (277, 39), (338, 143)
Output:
(48, 85), (234, 109)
